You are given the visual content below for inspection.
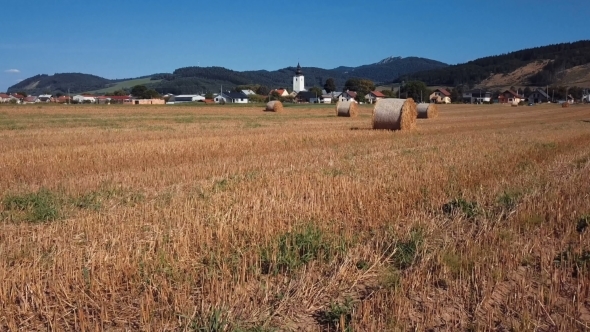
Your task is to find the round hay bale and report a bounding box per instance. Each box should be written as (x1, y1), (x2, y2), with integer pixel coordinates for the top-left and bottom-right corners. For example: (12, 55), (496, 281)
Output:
(265, 100), (284, 112)
(336, 100), (358, 117)
(416, 103), (438, 119)
(562, 102), (569, 108)
(372, 98), (417, 131)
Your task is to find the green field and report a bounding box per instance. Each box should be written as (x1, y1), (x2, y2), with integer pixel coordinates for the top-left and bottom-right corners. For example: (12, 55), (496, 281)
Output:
(85, 77), (161, 94)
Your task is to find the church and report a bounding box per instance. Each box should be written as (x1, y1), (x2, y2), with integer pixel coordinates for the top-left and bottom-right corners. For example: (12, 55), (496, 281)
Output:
(293, 63), (306, 93)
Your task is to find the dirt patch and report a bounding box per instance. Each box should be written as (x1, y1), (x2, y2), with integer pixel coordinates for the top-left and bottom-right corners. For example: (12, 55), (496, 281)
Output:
(478, 60), (551, 89)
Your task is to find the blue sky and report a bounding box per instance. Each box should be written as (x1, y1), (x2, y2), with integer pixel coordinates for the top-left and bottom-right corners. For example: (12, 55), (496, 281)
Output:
(1, 0), (589, 92)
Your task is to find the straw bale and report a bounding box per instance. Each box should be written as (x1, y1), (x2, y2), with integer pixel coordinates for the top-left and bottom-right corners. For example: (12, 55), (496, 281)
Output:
(372, 98), (417, 131)
(265, 100), (284, 112)
(416, 103), (439, 119)
(562, 102), (569, 108)
(336, 100), (358, 117)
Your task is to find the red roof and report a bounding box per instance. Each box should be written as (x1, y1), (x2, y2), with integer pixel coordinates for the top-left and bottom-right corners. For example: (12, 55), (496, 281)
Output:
(12, 94), (24, 99)
(108, 95), (131, 100)
(0, 93), (10, 98)
(24, 96), (37, 102)
(503, 90), (522, 98)
(371, 91), (386, 98)
(435, 88), (451, 96)
(345, 91), (357, 98)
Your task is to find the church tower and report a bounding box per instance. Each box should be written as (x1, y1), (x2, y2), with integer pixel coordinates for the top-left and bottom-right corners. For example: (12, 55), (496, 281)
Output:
(293, 63), (305, 93)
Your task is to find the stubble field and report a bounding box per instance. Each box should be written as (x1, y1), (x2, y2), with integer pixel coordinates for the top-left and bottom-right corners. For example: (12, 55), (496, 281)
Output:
(0, 102), (589, 331)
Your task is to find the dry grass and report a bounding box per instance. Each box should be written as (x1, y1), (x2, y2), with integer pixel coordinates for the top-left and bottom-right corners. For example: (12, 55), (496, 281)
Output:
(1, 103), (590, 331)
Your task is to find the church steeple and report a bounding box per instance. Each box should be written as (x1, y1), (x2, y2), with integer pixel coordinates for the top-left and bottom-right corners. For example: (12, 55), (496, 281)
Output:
(293, 62), (305, 93)
(295, 62), (303, 76)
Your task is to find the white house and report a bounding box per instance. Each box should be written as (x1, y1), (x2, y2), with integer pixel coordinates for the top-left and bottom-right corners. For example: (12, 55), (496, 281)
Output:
(583, 93), (589, 103)
(498, 90), (523, 105)
(341, 90), (357, 102)
(0, 93), (10, 103)
(73, 95), (96, 103)
(214, 91), (249, 104)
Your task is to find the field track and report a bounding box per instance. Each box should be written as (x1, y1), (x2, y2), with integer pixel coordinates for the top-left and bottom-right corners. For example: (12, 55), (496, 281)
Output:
(1, 103), (589, 331)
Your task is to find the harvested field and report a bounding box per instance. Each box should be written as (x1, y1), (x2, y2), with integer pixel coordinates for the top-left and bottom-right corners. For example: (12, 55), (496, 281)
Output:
(1, 103), (590, 331)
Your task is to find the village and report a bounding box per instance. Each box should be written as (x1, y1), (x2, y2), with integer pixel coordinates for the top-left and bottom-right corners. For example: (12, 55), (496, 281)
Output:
(2, 63), (589, 106)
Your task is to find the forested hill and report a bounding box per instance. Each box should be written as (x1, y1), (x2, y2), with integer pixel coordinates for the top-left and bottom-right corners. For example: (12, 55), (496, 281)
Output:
(7, 57), (447, 95)
(396, 40), (590, 87)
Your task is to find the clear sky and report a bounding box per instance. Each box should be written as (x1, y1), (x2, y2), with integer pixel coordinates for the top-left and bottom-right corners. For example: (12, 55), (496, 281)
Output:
(1, 0), (589, 92)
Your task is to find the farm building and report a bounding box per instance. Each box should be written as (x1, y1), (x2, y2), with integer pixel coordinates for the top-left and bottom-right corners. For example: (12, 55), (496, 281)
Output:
(128, 99), (165, 105)
(38, 94), (53, 102)
(429, 88), (451, 104)
(169, 95), (205, 104)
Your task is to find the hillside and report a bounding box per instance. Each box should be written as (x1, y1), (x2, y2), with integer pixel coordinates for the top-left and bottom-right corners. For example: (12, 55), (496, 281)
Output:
(397, 40), (590, 88)
(7, 57), (447, 95)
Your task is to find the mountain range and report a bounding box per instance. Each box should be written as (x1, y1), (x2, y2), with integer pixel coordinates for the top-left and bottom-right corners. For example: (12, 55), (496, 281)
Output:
(8, 40), (590, 96)
(7, 57), (447, 96)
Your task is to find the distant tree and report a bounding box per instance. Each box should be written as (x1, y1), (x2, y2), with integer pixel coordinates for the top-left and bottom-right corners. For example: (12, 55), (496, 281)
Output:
(143, 89), (160, 99)
(344, 78), (375, 97)
(248, 94), (266, 103)
(112, 89), (127, 96)
(256, 85), (270, 96)
(380, 89), (395, 98)
(131, 85), (148, 98)
(270, 91), (281, 100)
(309, 86), (323, 99)
(16, 91), (28, 97)
(205, 92), (214, 99)
(523, 86), (532, 97)
(399, 81), (430, 102)
(449, 87), (461, 102)
(323, 78), (336, 93)
(55, 92), (63, 98)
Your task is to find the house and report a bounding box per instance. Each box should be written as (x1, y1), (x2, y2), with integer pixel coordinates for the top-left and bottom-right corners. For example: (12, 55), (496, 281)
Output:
(11, 93), (25, 103)
(320, 92), (343, 104)
(95, 96), (110, 104)
(272, 88), (289, 97)
(22, 96), (39, 104)
(429, 88), (451, 104)
(583, 93), (589, 103)
(498, 90), (523, 105)
(225, 91), (249, 103)
(73, 95), (96, 103)
(0, 93), (10, 103)
(567, 94), (575, 104)
(365, 91), (386, 104)
(38, 94), (53, 103)
(214, 91), (248, 104)
(295, 91), (319, 103)
(463, 89), (492, 103)
(341, 90), (357, 102)
(169, 95), (205, 104)
(527, 88), (550, 103)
